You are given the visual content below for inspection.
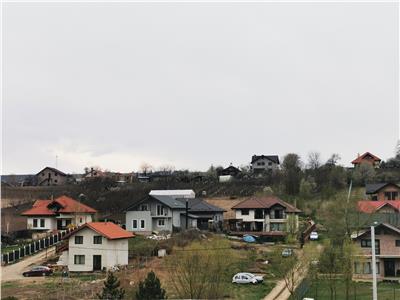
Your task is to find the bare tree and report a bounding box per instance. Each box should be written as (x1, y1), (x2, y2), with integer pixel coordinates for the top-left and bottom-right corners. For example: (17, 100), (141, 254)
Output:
(307, 152), (321, 169)
(140, 163), (154, 175)
(158, 164), (175, 174)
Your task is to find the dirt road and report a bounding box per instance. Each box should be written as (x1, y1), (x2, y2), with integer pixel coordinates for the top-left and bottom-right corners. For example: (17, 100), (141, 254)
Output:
(1, 246), (56, 282)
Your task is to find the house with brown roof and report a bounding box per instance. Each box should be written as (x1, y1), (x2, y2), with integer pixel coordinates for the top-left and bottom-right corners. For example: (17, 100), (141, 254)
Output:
(230, 196), (301, 237)
(352, 152), (381, 168)
(352, 223), (400, 280)
(365, 183), (400, 201)
(57, 222), (134, 272)
(251, 155), (280, 173)
(21, 195), (97, 233)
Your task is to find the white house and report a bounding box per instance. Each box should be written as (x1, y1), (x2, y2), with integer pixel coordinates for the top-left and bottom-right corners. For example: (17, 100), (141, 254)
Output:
(21, 195), (97, 233)
(58, 222), (134, 272)
(250, 155), (280, 173)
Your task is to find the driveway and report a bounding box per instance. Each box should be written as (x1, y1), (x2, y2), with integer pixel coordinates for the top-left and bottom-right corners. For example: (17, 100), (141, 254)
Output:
(1, 246), (56, 282)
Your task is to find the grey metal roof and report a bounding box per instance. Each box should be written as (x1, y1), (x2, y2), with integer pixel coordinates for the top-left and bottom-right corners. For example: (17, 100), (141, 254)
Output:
(176, 198), (226, 212)
(150, 195), (186, 209)
(251, 155), (280, 164)
(365, 183), (399, 194)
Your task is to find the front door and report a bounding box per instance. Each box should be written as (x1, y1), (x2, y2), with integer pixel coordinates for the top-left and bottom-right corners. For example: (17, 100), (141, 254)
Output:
(384, 259), (396, 277)
(93, 255), (102, 271)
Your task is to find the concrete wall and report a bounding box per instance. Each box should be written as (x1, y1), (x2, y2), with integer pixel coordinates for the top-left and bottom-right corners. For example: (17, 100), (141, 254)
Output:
(67, 227), (129, 272)
(125, 211), (152, 232)
(36, 169), (68, 186)
(251, 158), (279, 172)
(27, 217), (56, 230)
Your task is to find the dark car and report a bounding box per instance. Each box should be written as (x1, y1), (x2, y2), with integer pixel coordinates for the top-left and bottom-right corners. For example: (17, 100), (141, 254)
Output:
(22, 266), (53, 277)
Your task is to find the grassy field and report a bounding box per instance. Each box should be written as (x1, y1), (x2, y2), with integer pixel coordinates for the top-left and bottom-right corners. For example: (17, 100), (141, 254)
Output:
(302, 280), (400, 300)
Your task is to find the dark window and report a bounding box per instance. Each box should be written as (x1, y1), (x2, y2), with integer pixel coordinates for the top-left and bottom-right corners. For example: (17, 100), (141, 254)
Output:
(140, 220), (145, 229)
(55, 173), (58, 176)
(360, 239), (380, 254)
(371, 195), (378, 201)
(255, 209), (264, 219)
(74, 255), (85, 264)
(140, 205), (148, 211)
(33, 219), (38, 227)
(396, 240), (400, 247)
(241, 209), (249, 215)
(93, 236), (102, 244)
(132, 220), (138, 229)
(40, 219), (45, 227)
(54, 179), (58, 183)
(75, 236), (83, 244)
(79, 218), (83, 223)
(384, 191), (398, 200)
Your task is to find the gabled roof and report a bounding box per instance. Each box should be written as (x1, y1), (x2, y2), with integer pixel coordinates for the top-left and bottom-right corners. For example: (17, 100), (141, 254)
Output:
(67, 222), (134, 240)
(351, 223), (400, 239)
(352, 152), (381, 164)
(357, 200), (400, 213)
(251, 155), (280, 164)
(36, 167), (67, 176)
(232, 196), (301, 213)
(150, 195), (187, 209)
(21, 195), (97, 216)
(177, 198), (226, 213)
(365, 183), (400, 194)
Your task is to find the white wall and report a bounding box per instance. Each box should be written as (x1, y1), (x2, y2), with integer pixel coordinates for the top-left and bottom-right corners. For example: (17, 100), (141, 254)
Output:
(67, 227), (129, 272)
(235, 209), (256, 222)
(126, 211), (152, 232)
(27, 217), (56, 230)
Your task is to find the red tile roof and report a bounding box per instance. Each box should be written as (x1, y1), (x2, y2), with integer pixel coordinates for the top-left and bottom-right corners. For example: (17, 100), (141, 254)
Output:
(21, 195), (97, 216)
(232, 196), (301, 213)
(73, 222), (134, 240)
(351, 152), (381, 164)
(357, 200), (400, 213)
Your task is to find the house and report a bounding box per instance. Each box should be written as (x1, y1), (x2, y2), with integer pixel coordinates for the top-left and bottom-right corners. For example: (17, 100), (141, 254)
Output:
(218, 165), (241, 177)
(21, 195), (97, 233)
(357, 199), (400, 228)
(365, 183), (400, 201)
(125, 190), (224, 234)
(351, 223), (400, 280)
(58, 222), (134, 272)
(352, 152), (381, 168)
(230, 196), (301, 237)
(36, 167), (70, 186)
(250, 155), (280, 173)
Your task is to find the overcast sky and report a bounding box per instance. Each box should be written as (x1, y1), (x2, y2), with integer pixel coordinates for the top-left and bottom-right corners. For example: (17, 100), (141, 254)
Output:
(2, 2), (399, 174)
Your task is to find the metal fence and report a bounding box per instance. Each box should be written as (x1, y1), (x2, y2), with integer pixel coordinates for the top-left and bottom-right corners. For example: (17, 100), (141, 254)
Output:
(2, 228), (74, 265)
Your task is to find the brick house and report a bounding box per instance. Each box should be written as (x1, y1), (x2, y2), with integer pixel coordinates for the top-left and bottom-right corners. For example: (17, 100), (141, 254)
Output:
(365, 183), (400, 201)
(351, 152), (381, 168)
(352, 223), (400, 280)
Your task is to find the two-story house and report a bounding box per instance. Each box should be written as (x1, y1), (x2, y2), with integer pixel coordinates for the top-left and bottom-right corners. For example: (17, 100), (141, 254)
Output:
(125, 190), (225, 234)
(352, 223), (400, 280)
(230, 196), (301, 237)
(36, 167), (70, 186)
(351, 152), (381, 168)
(365, 183), (400, 201)
(21, 195), (97, 234)
(58, 222), (134, 272)
(250, 155), (280, 173)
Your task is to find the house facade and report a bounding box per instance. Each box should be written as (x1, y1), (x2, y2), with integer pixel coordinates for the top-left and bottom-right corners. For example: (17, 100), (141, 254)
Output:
(21, 195), (97, 233)
(365, 183), (400, 201)
(250, 155), (280, 173)
(58, 222), (133, 272)
(352, 223), (400, 280)
(352, 152), (381, 168)
(125, 190), (224, 234)
(357, 200), (400, 228)
(230, 196), (301, 236)
(36, 167), (69, 186)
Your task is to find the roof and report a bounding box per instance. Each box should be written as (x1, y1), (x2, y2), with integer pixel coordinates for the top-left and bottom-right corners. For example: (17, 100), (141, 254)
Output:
(365, 183), (400, 194)
(21, 195), (97, 216)
(36, 167), (67, 176)
(351, 223), (400, 239)
(232, 196), (301, 213)
(149, 190), (195, 198)
(177, 198), (226, 213)
(357, 200), (400, 213)
(351, 152), (381, 164)
(251, 155), (280, 164)
(150, 195), (187, 209)
(68, 222), (134, 240)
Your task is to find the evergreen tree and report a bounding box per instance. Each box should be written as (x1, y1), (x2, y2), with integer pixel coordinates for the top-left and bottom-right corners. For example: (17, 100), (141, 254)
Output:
(135, 271), (166, 300)
(97, 271), (125, 300)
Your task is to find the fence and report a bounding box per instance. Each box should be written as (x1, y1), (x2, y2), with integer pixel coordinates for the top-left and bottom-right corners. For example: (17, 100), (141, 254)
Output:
(2, 228), (74, 265)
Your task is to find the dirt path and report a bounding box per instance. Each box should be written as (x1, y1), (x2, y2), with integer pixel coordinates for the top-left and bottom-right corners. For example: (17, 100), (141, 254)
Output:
(1, 246), (56, 282)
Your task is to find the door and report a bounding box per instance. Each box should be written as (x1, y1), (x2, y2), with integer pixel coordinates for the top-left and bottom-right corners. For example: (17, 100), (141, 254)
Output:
(93, 255), (102, 271)
(384, 259), (396, 277)
(57, 220), (62, 230)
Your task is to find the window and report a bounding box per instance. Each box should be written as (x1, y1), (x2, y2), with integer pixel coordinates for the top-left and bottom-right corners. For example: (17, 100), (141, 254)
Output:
(79, 218), (83, 223)
(268, 162), (272, 166)
(272, 209), (284, 219)
(158, 219), (165, 227)
(396, 240), (400, 247)
(354, 262), (379, 274)
(360, 239), (380, 254)
(140, 220), (145, 229)
(54, 179), (58, 183)
(93, 236), (102, 244)
(270, 223), (285, 231)
(132, 220), (138, 229)
(40, 219), (45, 228)
(33, 219), (38, 227)
(241, 209), (249, 215)
(75, 236), (83, 244)
(384, 191), (398, 200)
(140, 204), (148, 211)
(74, 255), (85, 265)
(55, 173), (58, 176)
(157, 205), (165, 216)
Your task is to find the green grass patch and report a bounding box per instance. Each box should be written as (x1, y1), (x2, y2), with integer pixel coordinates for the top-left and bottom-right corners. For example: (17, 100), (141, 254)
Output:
(230, 281), (275, 300)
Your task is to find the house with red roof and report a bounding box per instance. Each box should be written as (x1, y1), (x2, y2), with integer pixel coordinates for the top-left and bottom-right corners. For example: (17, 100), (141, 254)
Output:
(21, 195), (97, 232)
(351, 152), (381, 168)
(58, 222), (134, 272)
(230, 196), (301, 238)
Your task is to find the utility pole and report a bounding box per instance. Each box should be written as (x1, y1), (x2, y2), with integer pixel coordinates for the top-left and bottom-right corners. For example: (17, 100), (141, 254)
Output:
(185, 199), (188, 229)
(371, 224), (378, 300)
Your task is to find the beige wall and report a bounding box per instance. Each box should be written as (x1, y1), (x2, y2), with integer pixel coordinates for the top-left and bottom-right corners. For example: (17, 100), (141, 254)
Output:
(37, 169), (68, 186)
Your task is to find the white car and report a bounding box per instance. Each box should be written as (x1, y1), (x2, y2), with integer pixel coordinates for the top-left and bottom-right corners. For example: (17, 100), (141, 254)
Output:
(232, 273), (263, 284)
(310, 231), (319, 240)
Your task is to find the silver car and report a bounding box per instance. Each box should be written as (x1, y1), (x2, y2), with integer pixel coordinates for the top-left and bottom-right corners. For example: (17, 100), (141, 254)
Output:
(232, 272), (264, 284)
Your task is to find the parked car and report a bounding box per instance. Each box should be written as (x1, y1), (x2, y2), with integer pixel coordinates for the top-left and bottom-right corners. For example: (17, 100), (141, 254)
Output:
(282, 248), (293, 257)
(232, 272), (263, 284)
(309, 231), (319, 240)
(22, 266), (53, 277)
